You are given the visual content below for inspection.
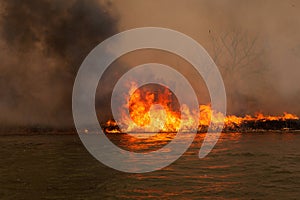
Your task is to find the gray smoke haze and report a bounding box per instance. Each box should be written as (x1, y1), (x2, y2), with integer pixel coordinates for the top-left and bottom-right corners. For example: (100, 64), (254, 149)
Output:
(1, 0), (300, 128)
(0, 0), (118, 127)
(113, 0), (300, 115)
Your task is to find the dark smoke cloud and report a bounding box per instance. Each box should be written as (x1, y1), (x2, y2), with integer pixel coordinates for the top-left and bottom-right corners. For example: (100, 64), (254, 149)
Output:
(0, 0), (118, 127)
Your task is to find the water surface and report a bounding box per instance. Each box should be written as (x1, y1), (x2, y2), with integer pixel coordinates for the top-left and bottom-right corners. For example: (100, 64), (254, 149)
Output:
(0, 132), (299, 199)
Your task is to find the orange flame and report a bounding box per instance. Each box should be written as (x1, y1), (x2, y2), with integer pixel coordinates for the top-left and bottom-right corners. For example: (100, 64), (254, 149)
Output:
(118, 82), (181, 132)
(105, 82), (299, 133)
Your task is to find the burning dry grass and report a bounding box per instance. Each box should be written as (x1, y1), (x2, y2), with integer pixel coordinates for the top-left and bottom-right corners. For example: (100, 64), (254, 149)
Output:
(102, 82), (299, 134)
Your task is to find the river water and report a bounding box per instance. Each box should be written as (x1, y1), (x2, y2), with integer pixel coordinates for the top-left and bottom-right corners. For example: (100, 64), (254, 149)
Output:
(0, 132), (299, 199)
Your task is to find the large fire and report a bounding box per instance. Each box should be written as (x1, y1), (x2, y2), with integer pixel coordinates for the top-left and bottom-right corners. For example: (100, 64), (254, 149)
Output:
(103, 82), (299, 133)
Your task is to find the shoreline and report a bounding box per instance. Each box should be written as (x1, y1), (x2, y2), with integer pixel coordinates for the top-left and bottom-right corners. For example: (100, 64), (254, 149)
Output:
(1, 129), (300, 136)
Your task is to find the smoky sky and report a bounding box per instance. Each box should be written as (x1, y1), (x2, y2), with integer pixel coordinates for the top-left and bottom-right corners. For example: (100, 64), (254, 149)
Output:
(1, 0), (300, 128)
(0, 0), (117, 127)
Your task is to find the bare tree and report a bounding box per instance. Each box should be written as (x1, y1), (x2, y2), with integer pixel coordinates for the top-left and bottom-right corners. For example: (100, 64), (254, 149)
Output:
(210, 30), (266, 74)
(208, 30), (268, 114)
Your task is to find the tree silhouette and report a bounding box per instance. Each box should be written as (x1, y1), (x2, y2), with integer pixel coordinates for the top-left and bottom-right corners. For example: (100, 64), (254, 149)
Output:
(209, 30), (268, 114)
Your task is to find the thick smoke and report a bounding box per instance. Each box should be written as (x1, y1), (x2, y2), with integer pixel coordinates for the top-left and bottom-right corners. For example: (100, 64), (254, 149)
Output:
(0, 0), (118, 127)
(1, 1), (300, 128)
